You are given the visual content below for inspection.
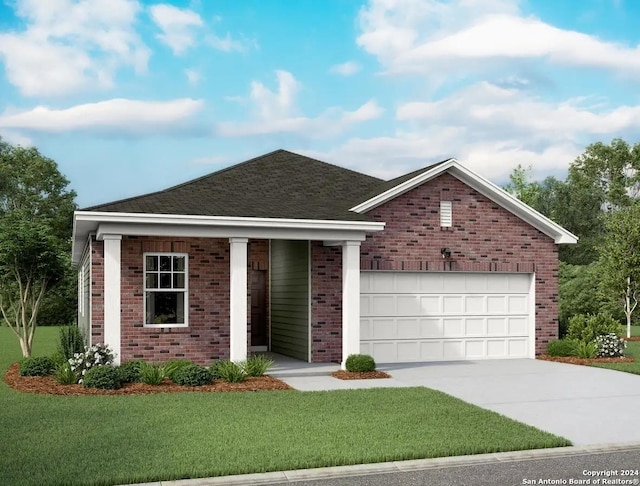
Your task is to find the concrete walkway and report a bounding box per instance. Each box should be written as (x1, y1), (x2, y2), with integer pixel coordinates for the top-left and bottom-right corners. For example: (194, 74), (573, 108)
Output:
(277, 358), (640, 446)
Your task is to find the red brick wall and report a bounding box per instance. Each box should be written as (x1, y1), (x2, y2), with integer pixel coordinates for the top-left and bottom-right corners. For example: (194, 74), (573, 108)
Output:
(90, 236), (103, 346)
(90, 236), (268, 365)
(310, 242), (342, 363)
(360, 173), (559, 355)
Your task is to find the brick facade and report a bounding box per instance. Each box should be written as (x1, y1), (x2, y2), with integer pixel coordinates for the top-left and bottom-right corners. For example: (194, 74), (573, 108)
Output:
(359, 173), (558, 355)
(88, 172), (559, 364)
(90, 236), (268, 365)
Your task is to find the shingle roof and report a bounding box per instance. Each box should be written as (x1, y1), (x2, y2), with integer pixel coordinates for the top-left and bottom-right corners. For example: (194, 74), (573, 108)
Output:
(85, 150), (387, 221)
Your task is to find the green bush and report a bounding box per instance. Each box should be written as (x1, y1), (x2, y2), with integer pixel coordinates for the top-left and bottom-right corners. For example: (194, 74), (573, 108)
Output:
(82, 366), (122, 389)
(345, 354), (376, 372)
(117, 360), (144, 384)
(214, 360), (246, 383)
(575, 341), (597, 359)
(55, 362), (79, 385)
(546, 339), (578, 357)
(139, 362), (165, 385)
(163, 360), (195, 382)
(57, 325), (85, 361)
(567, 313), (622, 343)
(19, 356), (56, 376)
(172, 365), (212, 386)
(242, 355), (274, 377)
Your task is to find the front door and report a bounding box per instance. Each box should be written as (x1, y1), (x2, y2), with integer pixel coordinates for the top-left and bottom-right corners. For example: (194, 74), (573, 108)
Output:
(250, 270), (268, 349)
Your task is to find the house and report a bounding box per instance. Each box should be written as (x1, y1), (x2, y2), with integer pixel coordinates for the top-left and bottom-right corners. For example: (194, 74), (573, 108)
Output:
(72, 150), (577, 367)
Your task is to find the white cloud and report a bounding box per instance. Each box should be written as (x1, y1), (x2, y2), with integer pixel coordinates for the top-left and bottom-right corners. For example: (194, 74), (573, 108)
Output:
(217, 71), (383, 138)
(0, 0), (149, 97)
(357, 0), (640, 76)
(304, 82), (640, 182)
(205, 32), (254, 52)
(330, 61), (361, 76)
(0, 98), (204, 135)
(149, 4), (203, 55)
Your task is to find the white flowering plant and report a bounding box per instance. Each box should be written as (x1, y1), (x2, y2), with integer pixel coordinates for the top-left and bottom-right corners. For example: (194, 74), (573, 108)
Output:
(68, 344), (116, 383)
(594, 333), (627, 358)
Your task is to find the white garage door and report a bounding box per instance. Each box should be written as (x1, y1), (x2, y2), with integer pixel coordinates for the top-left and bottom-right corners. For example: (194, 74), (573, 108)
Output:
(360, 272), (534, 363)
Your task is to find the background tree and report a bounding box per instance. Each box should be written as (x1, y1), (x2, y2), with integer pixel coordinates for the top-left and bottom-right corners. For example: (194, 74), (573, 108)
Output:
(0, 141), (76, 356)
(597, 202), (640, 338)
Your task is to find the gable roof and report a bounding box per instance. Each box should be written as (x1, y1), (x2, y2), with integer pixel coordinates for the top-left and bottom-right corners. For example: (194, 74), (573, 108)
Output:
(86, 149), (384, 221)
(350, 158), (578, 244)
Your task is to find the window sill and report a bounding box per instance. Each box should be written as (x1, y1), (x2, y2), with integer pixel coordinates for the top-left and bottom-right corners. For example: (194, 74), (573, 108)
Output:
(143, 323), (188, 329)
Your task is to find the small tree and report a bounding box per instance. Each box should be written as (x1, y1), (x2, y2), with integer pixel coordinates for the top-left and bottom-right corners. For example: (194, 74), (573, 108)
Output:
(598, 203), (640, 338)
(0, 141), (76, 356)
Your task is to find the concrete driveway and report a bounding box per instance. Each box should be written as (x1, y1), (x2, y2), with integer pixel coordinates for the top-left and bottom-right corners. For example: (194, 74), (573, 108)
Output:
(378, 359), (640, 446)
(280, 359), (640, 446)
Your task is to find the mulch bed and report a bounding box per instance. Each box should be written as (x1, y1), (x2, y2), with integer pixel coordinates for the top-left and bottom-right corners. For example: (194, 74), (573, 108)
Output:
(538, 355), (635, 366)
(331, 370), (391, 380)
(3, 363), (292, 396)
(626, 336), (640, 341)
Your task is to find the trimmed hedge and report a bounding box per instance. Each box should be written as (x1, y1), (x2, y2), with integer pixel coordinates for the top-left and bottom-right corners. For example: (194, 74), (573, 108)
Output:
(20, 356), (56, 376)
(82, 366), (122, 389)
(546, 339), (578, 357)
(172, 365), (213, 386)
(117, 360), (144, 384)
(345, 354), (376, 373)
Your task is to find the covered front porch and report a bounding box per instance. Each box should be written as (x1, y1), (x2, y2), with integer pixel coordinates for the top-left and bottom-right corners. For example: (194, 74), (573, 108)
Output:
(73, 212), (384, 368)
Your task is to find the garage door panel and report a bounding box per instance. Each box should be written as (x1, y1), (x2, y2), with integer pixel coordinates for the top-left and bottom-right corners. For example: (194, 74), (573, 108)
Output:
(508, 295), (528, 313)
(420, 296), (440, 313)
(465, 296), (485, 313)
(465, 318), (485, 336)
(443, 296), (463, 313)
(421, 318), (443, 338)
(360, 272), (532, 363)
(508, 317), (528, 335)
(443, 318), (463, 337)
(487, 317), (507, 335)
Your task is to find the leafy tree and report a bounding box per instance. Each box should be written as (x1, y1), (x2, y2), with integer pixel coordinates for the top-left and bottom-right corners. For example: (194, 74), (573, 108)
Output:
(570, 138), (640, 212)
(504, 164), (542, 207)
(0, 141), (76, 356)
(597, 203), (640, 338)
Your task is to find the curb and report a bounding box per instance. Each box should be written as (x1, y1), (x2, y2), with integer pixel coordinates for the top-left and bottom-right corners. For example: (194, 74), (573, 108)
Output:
(126, 442), (640, 486)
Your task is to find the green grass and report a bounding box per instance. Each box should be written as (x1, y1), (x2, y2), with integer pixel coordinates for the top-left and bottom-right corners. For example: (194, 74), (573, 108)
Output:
(591, 339), (640, 375)
(0, 326), (570, 486)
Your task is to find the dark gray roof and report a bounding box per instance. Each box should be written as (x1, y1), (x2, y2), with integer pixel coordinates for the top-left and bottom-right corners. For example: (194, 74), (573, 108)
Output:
(85, 150), (452, 221)
(86, 150), (384, 221)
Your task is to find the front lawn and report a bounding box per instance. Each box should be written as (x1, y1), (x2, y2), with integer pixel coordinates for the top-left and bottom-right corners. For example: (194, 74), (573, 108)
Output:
(591, 340), (640, 375)
(0, 326), (570, 486)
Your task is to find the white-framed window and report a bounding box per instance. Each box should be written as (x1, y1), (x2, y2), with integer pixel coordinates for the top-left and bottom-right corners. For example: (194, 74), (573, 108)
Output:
(143, 253), (188, 327)
(440, 200), (452, 227)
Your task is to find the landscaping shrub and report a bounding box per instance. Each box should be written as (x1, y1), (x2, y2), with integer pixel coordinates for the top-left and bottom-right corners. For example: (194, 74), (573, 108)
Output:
(139, 362), (165, 385)
(575, 341), (597, 359)
(345, 354), (376, 372)
(214, 360), (246, 383)
(242, 355), (274, 377)
(69, 344), (115, 382)
(55, 362), (79, 385)
(19, 356), (56, 376)
(82, 365), (122, 390)
(595, 333), (627, 358)
(567, 313), (622, 343)
(546, 339), (578, 357)
(117, 360), (144, 384)
(57, 325), (85, 360)
(172, 364), (212, 386)
(163, 360), (195, 382)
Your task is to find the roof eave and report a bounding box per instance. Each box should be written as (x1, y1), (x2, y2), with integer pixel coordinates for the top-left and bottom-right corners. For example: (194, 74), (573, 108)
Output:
(350, 159), (578, 245)
(72, 211), (386, 264)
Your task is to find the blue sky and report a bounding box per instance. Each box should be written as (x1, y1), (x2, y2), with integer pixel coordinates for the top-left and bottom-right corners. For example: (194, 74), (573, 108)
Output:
(1, 0), (639, 208)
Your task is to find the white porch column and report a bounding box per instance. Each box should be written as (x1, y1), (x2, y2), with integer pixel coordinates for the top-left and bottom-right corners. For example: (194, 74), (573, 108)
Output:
(229, 237), (248, 362)
(341, 240), (361, 369)
(103, 234), (122, 365)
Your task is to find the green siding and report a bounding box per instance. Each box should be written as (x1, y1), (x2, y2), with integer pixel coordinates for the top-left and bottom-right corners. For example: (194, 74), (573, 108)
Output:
(270, 240), (309, 361)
